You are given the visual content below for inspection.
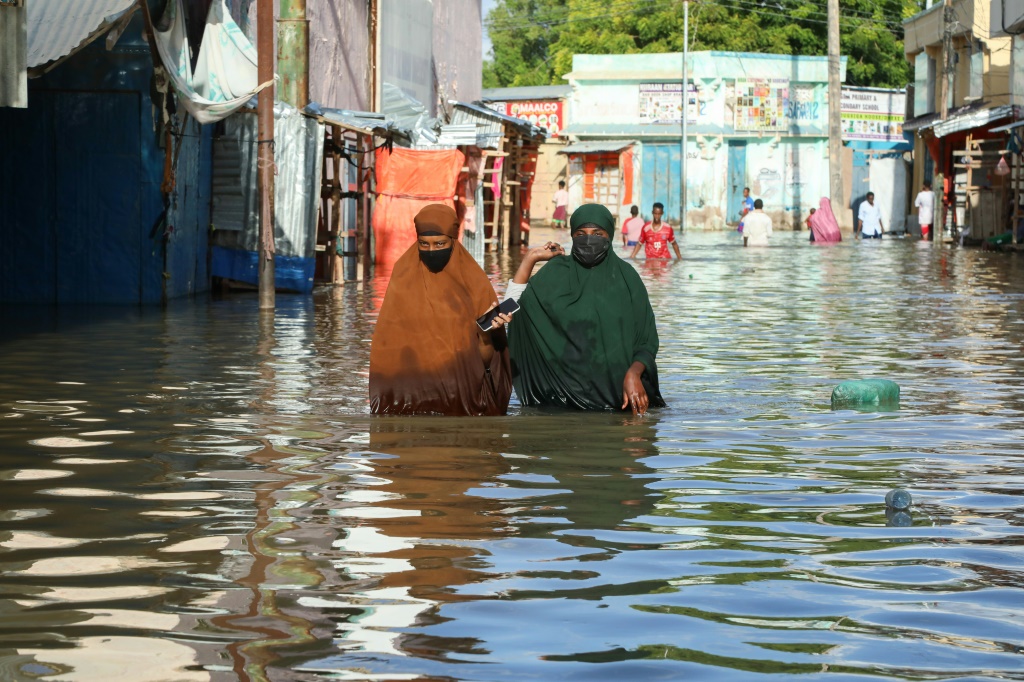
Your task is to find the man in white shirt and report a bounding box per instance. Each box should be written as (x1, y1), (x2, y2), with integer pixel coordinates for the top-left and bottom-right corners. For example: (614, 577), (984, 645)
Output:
(857, 192), (884, 239)
(914, 181), (935, 241)
(742, 199), (773, 247)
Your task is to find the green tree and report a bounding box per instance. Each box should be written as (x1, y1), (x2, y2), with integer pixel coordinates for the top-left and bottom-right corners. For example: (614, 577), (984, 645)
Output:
(483, 0), (925, 90)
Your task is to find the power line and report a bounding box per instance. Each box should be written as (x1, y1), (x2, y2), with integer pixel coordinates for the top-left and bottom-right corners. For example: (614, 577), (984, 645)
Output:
(485, 0), (907, 34)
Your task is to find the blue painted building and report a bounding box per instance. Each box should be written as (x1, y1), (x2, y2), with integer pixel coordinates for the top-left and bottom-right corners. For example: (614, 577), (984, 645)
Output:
(563, 52), (848, 230)
(0, 4), (212, 304)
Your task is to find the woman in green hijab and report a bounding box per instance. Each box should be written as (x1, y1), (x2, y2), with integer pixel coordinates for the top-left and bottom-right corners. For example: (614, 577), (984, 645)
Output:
(505, 203), (666, 414)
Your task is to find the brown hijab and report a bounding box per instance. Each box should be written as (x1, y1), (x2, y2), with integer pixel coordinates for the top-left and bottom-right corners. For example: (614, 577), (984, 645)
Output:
(369, 205), (512, 415)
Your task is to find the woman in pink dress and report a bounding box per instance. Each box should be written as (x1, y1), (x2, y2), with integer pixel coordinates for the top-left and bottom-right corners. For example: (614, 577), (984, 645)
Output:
(809, 198), (842, 243)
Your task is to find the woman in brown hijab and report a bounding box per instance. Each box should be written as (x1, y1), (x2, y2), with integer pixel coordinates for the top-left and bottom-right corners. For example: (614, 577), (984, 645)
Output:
(369, 204), (513, 415)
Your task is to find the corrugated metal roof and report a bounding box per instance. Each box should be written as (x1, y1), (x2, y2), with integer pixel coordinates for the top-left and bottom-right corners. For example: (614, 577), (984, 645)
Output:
(481, 85), (571, 102)
(562, 123), (684, 138)
(449, 107), (505, 149)
(304, 103), (408, 139)
(559, 140), (636, 155)
(933, 104), (1016, 139)
(27, 0), (135, 69)
(451, 101), (548, 141)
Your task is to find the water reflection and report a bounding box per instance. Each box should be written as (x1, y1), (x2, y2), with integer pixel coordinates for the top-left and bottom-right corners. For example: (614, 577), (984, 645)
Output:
(0, 233), (1023, 680)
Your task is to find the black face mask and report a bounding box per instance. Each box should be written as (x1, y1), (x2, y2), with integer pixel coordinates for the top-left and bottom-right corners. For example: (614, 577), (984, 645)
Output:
(419, 247), (453, 273)
(571, 234), (611, 267)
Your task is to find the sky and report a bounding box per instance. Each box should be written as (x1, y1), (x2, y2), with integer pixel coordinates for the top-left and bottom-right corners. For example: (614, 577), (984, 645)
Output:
(482, 0), (496, 58)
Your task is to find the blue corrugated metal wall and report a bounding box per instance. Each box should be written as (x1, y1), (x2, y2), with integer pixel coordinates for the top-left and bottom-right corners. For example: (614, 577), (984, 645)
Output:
(0, 97), (55, 302)
(57, 92), (142, 303)
(0, 12), (210, 304)
(640, 143), (681, 222)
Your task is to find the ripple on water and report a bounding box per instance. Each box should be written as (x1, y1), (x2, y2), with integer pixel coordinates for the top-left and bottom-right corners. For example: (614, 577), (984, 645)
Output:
(8, 556), (176, 577)
(29, 437), (111, 448)
(0, 469), (74, 481)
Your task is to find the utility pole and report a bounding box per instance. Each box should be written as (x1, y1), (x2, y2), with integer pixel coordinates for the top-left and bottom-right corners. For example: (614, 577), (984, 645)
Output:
(827, 0), (844, 228)
(680, 0), (688, 231)
(278, 0), (309, 109)
(257, 0), (276, 310)
(940, 0), (952, 120)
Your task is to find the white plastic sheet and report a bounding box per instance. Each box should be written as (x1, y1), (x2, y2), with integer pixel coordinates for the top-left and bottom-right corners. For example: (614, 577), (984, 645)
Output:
(154, 0), (270, 125)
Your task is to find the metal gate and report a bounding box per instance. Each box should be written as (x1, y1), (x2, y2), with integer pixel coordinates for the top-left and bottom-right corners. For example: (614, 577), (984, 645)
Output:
(640, 143), (681, 223)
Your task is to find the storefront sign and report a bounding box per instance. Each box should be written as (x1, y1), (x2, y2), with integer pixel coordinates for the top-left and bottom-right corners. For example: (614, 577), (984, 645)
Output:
(788, 85), (822, 125)
(841, 88), (906, 141)
(638, 82), (699, 124)
(503, 100), (564, 136)
(734, 78), (790, 132)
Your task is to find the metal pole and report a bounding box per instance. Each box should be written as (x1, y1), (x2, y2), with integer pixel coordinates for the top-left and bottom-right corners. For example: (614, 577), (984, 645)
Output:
(827, 0), (844, 229)
(278, 0), (308, 109)
(257, 0), (276, 309)
(940, 0), (950, 120)
(681, 0), (688, 231)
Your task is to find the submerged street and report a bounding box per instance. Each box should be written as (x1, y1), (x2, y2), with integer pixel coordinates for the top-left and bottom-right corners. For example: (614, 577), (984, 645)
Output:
(1, 232), (1023, 681)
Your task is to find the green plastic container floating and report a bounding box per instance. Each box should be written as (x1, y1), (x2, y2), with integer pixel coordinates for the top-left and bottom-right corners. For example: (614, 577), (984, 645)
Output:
(830, 379), (900, 407)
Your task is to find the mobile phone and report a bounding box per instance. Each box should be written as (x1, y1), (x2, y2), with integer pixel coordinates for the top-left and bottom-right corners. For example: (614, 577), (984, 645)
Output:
(476, 298), (520, 331)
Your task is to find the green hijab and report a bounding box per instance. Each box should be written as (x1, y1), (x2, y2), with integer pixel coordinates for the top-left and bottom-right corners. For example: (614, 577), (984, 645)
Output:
(508, 205), (665, 410)
(570, 202), (616, 236)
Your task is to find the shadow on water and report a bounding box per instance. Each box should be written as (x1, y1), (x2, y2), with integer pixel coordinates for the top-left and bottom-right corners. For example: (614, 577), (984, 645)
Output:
(0, 234), (1023, 680)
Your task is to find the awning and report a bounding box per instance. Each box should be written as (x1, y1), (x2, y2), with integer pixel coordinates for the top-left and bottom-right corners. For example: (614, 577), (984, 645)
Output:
(451, 101), (548, 141)
(932, 104), (1016, 139)
(25, 0), (136, 74)
(303, 103), (407, 140)
(561, 123), (682, 138)
(481, 85), (571, 102)
(559, 140), (637, 154)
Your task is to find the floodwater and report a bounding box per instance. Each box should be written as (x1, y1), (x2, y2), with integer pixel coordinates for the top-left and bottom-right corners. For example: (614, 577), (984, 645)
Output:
(1, 232), (1023, 682)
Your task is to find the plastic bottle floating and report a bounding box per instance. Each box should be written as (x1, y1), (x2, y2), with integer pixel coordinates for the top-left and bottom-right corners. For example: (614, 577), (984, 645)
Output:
(830, 379), (900, 408)
(885, 488), (912, 510)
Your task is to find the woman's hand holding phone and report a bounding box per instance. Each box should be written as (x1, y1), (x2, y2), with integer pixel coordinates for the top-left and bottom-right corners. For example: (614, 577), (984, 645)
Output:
(477, 298), (520, 332)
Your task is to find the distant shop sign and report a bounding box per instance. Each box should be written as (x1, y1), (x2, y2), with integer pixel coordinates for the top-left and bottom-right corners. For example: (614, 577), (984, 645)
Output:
(638, 82), (699, 124)
(841, 88), (905, 142)
(503, 100), (564, 136)
(734, 78), (790, 132)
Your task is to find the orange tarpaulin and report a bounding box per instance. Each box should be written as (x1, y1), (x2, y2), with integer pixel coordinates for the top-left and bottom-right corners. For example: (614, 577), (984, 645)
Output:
(373, 147), (466, 266)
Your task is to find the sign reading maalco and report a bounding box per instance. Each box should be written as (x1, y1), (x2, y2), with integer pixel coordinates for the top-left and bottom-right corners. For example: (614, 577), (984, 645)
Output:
(841, 88), (905, 142)
(504, 101), (564, 136)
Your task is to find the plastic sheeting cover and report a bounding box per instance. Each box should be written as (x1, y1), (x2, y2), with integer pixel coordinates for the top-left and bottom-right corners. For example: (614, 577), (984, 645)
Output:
(154, 0), (269, 124)
(373, 146), (465, 266)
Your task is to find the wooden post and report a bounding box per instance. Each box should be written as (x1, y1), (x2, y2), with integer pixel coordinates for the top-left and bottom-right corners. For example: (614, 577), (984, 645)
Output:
(508, 137), (522, 248)
(318, 127), (331, 281)
(362, 135), (374, 278)
(356, 134), (366, 282)
(331, 125), (343, 283)
(1015, 152), (1022, 245)
(257, 0), (276, 310)
(495, 138), (508, 252)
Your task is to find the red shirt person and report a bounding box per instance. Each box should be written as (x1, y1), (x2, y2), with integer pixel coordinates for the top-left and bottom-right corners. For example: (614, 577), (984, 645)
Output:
(629, 202), (683, 260)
